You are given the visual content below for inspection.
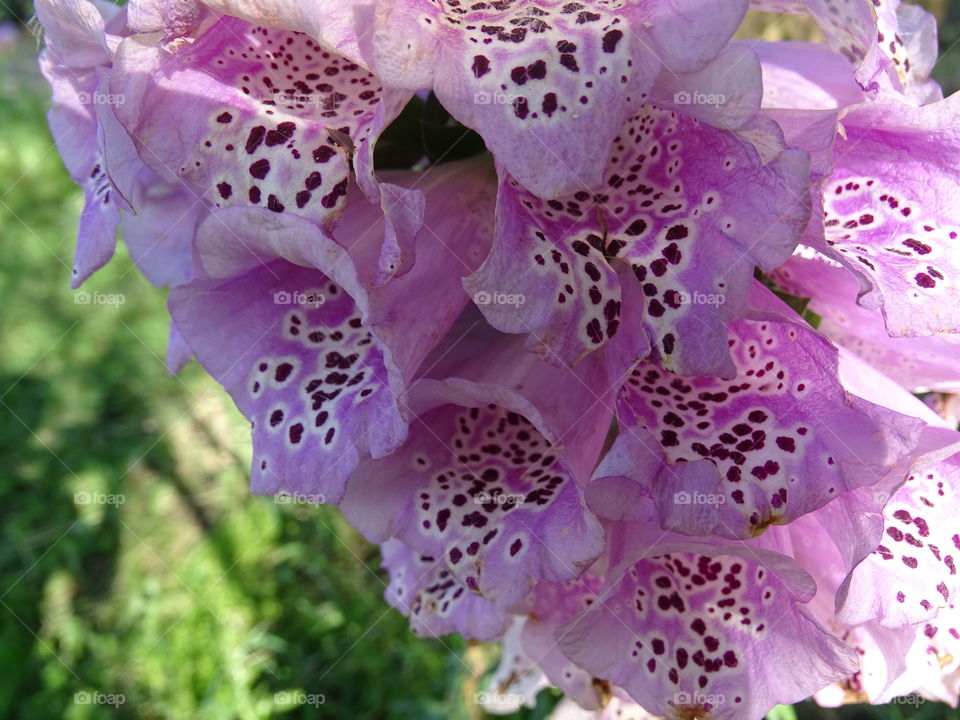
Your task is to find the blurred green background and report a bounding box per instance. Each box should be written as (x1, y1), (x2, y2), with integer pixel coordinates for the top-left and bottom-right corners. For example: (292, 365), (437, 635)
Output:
(1, 2), (959, 719)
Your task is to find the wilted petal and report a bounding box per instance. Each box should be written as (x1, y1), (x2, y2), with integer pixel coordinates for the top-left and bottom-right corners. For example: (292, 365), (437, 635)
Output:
(773, 251), (960, 392)
(591, 282), (923, 538)
(479, 618), (551, 713)
(381, 538), (509, 641)
(467, 105), (809, 373)
(750, 0), (937, 97)
(126, 0), (208, 38)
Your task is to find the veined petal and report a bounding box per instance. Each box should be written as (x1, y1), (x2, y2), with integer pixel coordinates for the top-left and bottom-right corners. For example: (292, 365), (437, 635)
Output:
(751, 41), (865, 110)
(522, 576), (607, 710)
(591, 282), (923, 539)
(118, 171), (203, 288)
(750, 0), (937, 97)
(547, 692), (660, 720)
(381, 538), (509, 641)
(34, 0), (113, 67)
(648, 44), (763, 131)
(467, 104), (810, 373)
(773, 251), (960, 393)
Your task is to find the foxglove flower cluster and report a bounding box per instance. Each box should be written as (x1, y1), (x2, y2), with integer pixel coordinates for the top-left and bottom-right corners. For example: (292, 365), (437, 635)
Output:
(37, 0), (960, 717)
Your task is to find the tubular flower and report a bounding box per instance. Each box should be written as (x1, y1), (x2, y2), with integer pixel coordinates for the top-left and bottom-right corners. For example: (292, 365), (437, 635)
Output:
(35, 0), (960, 717)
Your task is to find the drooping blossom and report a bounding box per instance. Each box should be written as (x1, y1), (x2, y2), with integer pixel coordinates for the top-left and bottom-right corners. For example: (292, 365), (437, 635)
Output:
(33, 0), (960, 717)
(169, 159), (496, 501)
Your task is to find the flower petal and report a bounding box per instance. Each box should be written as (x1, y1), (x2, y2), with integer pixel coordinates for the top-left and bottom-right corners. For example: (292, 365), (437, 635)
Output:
(838, 452), (960, 630)
(374, 0), (668, 198)
(381, 538), (509, 641)
(591, 282), (924, 538)
(340, 329), (612, 607)
(112, 17), (411, 242)
(773, 251), (960, 392)
(169, 162), (494, 500)
(468, 104), (810, 373)
(559, 527), (857, 720)
(813, 95), (960, 336)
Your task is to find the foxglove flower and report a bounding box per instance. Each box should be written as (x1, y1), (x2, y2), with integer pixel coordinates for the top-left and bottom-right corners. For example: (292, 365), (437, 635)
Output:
(465, 53), (811, 373)
(373, 0), (749, 198)
(588, 282), (923, 538)
(169, 160), (496, 501)
(36, 0), (960, 717)
(341, 322), (619, 607)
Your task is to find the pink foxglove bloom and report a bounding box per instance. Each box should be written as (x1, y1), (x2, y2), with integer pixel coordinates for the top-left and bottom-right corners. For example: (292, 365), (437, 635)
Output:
(35, 0), (960, 717)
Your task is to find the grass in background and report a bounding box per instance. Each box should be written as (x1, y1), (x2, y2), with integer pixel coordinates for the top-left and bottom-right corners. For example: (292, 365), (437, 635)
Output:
(1, 9), (959, 720)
